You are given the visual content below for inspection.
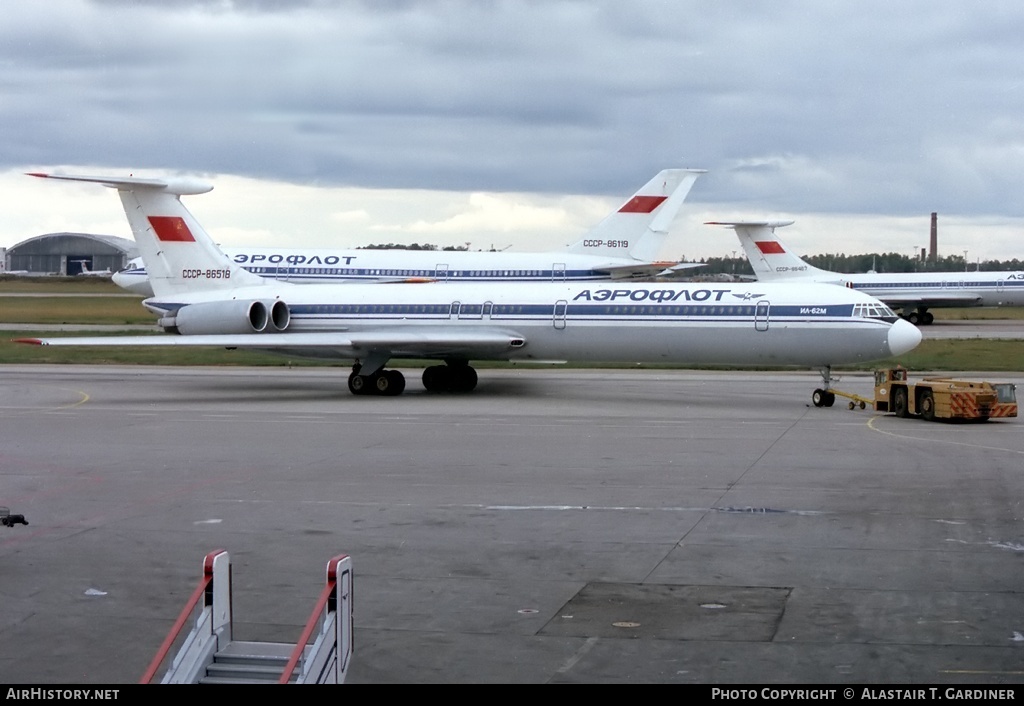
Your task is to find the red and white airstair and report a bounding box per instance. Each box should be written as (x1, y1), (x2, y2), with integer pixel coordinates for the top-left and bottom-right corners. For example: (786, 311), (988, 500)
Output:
(140, 549), (353, 684)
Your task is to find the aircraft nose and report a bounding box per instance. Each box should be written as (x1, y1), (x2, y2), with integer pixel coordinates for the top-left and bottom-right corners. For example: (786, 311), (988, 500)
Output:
(887, 318), (923, 356)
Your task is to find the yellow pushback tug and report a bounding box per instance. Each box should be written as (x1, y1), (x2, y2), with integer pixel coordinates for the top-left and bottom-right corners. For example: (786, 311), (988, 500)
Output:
(817, 367), (1018, 422)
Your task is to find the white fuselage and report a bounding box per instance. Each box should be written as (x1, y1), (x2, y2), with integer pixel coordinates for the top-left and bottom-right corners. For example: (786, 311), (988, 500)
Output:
(113, 247), (682, 296)
(143, 279), (921, 368)
(108, 167), (705, 297)
(721, 220), (1024, 313)
(812, 270), (1024, 309)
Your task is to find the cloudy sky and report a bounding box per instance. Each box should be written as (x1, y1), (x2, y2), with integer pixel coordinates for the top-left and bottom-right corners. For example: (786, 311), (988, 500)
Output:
(3, 0), (1024, 264)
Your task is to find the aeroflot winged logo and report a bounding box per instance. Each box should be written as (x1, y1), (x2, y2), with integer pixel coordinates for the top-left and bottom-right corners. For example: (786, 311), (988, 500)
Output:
(148, 216), (196, 242)
(572, 288), (764, 302)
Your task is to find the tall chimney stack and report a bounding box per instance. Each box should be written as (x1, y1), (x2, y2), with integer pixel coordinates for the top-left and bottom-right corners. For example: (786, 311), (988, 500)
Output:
(929, 212), (938, 262)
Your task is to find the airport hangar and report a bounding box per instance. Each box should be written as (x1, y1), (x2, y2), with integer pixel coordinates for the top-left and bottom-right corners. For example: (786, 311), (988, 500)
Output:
(1, 232), (137, 276)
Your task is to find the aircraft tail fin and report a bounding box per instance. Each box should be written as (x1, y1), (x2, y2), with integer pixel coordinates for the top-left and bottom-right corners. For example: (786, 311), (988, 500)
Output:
(705, 220), (832, 281)
(568, 168), (704, 262)
(28, 172), (268, 298)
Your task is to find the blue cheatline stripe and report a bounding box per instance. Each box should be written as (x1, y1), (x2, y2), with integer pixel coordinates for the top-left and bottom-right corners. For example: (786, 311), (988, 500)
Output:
(286, 303), (856, 318)
(148, 301), (860, 320)
(245, 266), (604, 281)
(854, 280), (1024, 290)
(129, 267), (608, 282)
(285, 305), (874, 330)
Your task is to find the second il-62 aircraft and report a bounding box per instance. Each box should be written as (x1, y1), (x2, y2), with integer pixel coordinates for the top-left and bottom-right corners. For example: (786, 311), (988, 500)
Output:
(20, 172), (921, 400)
(711, 219), (1024, 325)
(111, 168), (707, 296)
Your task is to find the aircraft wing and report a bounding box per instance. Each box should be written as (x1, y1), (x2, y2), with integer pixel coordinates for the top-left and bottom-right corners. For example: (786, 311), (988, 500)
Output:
(656, 262), (708, 279)
(874, 292), (984, 308)
(594, 261), (706, 279)
(16, 327), (526, 359)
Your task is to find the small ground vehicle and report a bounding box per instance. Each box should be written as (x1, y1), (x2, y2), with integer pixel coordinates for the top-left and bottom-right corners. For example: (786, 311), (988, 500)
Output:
(1, 506), (29, 527)
(871, 367), (1017, 421)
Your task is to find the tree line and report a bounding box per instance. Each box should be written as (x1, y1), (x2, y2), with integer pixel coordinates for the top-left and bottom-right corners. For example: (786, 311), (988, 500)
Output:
(360, 243), (472, 252)
(677, 252), (1024, 276)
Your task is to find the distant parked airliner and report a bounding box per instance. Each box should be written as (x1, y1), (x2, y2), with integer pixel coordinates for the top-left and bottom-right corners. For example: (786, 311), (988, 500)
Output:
(111, 169), (707, 296)
(711, 220), (1024, 325)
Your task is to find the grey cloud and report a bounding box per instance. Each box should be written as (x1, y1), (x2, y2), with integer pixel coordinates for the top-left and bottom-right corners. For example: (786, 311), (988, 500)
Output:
(3, 0), (1024, 219)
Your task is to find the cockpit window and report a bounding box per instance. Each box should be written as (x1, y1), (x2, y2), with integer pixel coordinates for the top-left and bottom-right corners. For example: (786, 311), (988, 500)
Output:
(854, 303), (898, 322)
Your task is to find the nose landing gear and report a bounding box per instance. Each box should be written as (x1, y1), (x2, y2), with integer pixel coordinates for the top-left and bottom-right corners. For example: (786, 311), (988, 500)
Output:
(812, 388), (836, 407)
(811, 365), (872, 410)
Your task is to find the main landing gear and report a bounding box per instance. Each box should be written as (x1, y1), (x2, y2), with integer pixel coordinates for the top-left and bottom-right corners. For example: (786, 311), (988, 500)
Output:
(348, 364), (406, 396)
(904, 308), (934, 326)
(346, 361), (480, 396)
(421, 363), (478, 393)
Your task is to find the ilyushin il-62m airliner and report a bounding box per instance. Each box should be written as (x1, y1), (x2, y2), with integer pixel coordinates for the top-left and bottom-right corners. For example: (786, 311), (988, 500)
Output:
(711, 219), (1024, 325)
(110, 168), (707, 296)
(20, 172), (922, 401)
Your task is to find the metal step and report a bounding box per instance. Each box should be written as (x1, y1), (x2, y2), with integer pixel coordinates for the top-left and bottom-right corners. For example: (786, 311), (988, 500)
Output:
(198, 641), (307, 684)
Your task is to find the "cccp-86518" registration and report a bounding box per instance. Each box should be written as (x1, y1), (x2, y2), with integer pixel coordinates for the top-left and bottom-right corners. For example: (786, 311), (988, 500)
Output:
(182, 269), (231, 279)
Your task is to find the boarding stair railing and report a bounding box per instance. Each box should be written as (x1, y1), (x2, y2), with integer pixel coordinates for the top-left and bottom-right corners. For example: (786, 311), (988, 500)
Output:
(140, 549), (353, 684)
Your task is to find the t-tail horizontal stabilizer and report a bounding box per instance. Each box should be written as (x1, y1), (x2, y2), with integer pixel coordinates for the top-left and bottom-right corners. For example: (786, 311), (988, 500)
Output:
(705, 220), (833, 282)
(28, 172), (270, 298)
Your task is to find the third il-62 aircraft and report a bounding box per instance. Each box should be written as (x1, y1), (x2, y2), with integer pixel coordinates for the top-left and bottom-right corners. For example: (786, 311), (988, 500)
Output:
(20, 172), (921, 401)
(711, 220), (1024, 325)
(111, 168), (706, 296)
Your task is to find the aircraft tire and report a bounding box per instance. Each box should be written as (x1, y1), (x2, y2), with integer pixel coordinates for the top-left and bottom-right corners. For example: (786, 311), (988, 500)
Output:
(422, 365), (446, 392)
(453, 366), (478, 392)
(824, 392), (836, 407)
(922, 312), (934, 325)
(423, 364), (477, 392)
(383, 370), (406, 396)
(812, 389), (826, 407)
(348, 372), (370, 396)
